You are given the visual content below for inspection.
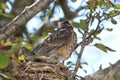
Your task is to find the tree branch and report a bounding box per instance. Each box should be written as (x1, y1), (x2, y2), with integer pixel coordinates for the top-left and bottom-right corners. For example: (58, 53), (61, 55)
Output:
(59, 0), (87, 20)
(0, 0), (53, 40)
(73, 16), (91, 79)
(84, 60), (120, 80)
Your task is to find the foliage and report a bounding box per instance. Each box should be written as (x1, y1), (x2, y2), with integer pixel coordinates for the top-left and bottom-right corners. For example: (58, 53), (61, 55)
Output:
(94, 43), (116, 53)
(0, 2), (12, 17)
(0, 52), (9, 69)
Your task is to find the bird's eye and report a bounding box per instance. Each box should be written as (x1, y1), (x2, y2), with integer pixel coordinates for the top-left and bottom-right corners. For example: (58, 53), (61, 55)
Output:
(63, 21), (70, 26)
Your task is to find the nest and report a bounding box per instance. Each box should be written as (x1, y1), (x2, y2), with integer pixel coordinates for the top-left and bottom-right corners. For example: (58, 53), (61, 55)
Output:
(0, 56), (71, 80)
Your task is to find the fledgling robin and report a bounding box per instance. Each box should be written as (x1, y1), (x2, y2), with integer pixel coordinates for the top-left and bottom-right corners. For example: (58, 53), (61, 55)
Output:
(30, 21), (77, 62)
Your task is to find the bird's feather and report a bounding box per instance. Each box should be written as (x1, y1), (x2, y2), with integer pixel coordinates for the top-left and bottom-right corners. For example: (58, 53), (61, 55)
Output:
(30, 28), (71, 56)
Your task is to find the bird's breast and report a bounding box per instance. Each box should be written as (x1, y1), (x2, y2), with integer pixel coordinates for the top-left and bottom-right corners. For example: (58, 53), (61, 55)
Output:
(53, 30), (77, 60)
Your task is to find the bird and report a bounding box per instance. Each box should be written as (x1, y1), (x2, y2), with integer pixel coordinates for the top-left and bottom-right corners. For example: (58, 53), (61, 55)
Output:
(30, 21), (77, 62)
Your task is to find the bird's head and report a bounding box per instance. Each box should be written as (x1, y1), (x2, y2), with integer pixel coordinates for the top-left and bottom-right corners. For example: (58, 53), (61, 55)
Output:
(58, 21), (73, 29)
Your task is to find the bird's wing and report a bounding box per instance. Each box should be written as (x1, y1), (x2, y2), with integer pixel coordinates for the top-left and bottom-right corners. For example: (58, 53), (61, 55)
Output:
(31, 29), (71, 56)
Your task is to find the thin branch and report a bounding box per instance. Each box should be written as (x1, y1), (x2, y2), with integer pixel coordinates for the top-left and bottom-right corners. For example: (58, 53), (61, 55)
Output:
(86, 13), (104, 40)
(48, 1), (57, 20)
(59, 0), (87, 20)
(101, 11), (120, 22)
(0, 0), (53, 40)
(75, 42), (82, 49)
(74, 26), (87, 72)
(74, 16), (91, 78)
(86, 19), (101, 39)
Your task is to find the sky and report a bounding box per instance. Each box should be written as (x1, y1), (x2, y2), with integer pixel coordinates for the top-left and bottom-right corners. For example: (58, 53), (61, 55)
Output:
(6, 0), (120, 77)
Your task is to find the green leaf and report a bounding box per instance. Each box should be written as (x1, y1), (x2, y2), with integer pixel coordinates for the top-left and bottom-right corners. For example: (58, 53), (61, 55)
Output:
(1, 13), (12, 18)
(94, 43), (116, 53)
(12, 42), (21, 50)
(0, 53), (9, 69)
(109, 10), (119, 17)
(71, 0), (77, 2)
(114, 4), (120, 9)
(90, 27), (102, 36)
(40, 16), (46, 21)
(42, 31), (48, 37)
(111, 18), (117, 24)
(30, 35), (39, 42)
(95, 36), (101, 40)
(83, 69), (87, 73)
(0, 9), (12, 18)
(22, 43), (33, 50)
(88, 29), (94, 35)
(97, 0), (104, 7)
(106, 46), (116, 52)
(87, 0), (96, 10)
(104, 1), (112, 10)
(72, 20), (86, 30)
(106, 28), (113, 32)
(79, 19), (86, 30)
(94, 43), (107, 52)
(72, 22), (80, 28)
(66, 61), (73, 65)
(0, 2), (8, 9)
(47, 9), (52, 16)
(0, 9), (2, 13)
(81, 62), (88, 65)
(18, 55), (25, 61)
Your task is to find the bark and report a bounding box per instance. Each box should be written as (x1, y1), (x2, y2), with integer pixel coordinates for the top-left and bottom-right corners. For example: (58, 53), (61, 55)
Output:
(0, 0), (53, 40)
(84, 60), (120, 80)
